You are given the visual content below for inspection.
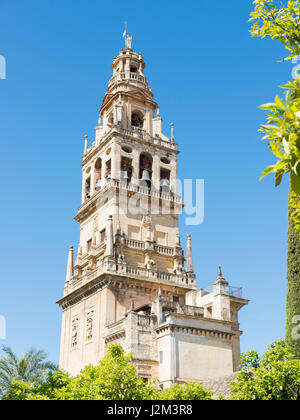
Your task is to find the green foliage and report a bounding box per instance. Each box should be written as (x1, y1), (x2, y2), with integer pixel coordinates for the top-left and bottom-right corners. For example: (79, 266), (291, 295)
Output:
(250, 0), (300, 62)
(2, 344), (158, 400)
(2, 344), (217, 401)
(0, 346), (56, 398)
(230, 340), (300, 400)
(250, 0), (300, 229)
(159, 382), (214, 400)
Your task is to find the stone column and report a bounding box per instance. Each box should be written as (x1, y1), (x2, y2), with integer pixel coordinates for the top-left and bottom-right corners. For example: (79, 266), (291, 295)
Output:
(131, 149), (140, 185)
(170, 159), (178, 194)
(111, 141), (121, 180)
(90, 160), (95, 196)
(186, 234), (194, 273)
(152, 155), (160, 191)
(65, 246), (74, 284)
(106, 215), (114, 257)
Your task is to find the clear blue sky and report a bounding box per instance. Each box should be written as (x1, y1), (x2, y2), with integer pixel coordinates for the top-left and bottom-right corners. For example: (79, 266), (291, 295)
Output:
(0, 0), (292, 363)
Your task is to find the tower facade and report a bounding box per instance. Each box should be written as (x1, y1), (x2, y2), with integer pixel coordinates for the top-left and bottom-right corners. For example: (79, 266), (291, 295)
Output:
(58, 35), (249, 387)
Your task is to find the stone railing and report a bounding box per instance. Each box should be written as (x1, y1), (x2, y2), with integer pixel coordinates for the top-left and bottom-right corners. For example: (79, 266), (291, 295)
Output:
(76, 178), (182, 219)
(125, 239), (145, 250)
(154, 244), (174, 256)
(108, 72), (146, 87)
(160, 300), (204, 318)
(202, 285), (243, 299)
(126, 265), (195, 288)
(84, 124), (177, 161)
(125, 239), (175, 257)
(66, 260), (196, 295)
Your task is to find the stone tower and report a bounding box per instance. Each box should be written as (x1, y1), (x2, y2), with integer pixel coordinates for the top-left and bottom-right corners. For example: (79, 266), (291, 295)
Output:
(58, 33), (249, 387)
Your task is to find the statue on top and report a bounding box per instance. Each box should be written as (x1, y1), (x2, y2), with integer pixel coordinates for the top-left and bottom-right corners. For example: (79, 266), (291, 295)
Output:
(122, 21), (132, 49)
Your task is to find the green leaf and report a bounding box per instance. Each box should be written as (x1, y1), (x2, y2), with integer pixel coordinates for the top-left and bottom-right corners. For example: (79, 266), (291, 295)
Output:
(275, 95), (286, 110)
(260, 165), (276, 180)
(259, 103), (277, 110)
(275, 170), (284, 187)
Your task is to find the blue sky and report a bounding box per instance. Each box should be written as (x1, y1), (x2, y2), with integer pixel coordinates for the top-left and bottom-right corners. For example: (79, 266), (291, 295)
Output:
(0, 0), (292, 363)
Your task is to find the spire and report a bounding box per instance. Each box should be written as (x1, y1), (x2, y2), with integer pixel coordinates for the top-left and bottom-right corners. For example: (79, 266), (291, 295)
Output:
(115, 220), (122, 243)
(214, 265), (229, 285)
(65, 246), (74, 284)
(116, 220), (121, 235)
(186, 234), (194, 273)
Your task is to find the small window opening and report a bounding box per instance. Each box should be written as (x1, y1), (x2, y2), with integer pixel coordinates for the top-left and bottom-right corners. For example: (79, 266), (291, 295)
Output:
(121, 157), (133, 182)
(87, 239), (92, 254)
(105, 160), (111, 180)
(85, 177), (91, 200)
(139, 153), (153, 188)
(206, 306), (212, 318)
(100, 229), (106, 243)
(131, 112), (144, 128)
(160, 169), (170, 192)
(130, 66), (137, 73)
(95, 158), (102, 191)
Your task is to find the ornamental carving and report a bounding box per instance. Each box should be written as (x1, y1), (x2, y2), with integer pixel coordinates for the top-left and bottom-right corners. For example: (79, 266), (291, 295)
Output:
(71, 317), (79, 348)
(86, 310), (95, 342)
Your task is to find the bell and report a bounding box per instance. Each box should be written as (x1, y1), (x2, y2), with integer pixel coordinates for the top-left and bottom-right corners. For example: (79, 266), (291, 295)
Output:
(121, 170), (129, 181)
(141, 170), (151, 182)
(161, 179), (170, 188)
(160, 179), (170, 193)
(95, 179), (102, 191)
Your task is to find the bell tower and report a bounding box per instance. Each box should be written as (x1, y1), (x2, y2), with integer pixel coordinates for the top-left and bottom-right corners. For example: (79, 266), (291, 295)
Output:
(58, 32), (248, 385)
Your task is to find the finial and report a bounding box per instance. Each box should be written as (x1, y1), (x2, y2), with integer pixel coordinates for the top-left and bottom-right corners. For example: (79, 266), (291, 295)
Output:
(122, 21), (132, 49)
(171, 123), (174, 142)
(176, 233), (181, 247)
(158, 287), (162, 298)
(84, 134), (88, 155)
(218, 266), (223, 278)
(116, 221), (121, 235)
(157, 107), (160, 117)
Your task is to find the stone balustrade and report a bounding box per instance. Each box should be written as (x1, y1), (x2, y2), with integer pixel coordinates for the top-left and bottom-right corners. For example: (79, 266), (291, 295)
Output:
(108, 72), (146, 88)
(84, 124), (177, 161)
(66, 261), (196, 295)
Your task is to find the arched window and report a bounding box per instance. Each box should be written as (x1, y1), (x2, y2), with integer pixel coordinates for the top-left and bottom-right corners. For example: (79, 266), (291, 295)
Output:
(85, 177), (91, 200)
(105, 159), (111, 180)
(121, 157), (133, 182)
(139, 153), (152, 188)
(95, 158), (102, 191)
(160, 169), (170, 192)
(108, 113), (114, 126)
(131, 112), (144, 128)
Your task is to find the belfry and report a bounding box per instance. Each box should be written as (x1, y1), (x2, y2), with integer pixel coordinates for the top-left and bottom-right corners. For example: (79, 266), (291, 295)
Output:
(57, 32), (249, 387)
